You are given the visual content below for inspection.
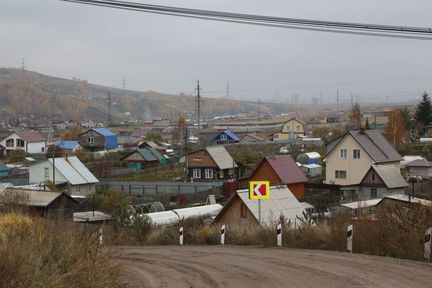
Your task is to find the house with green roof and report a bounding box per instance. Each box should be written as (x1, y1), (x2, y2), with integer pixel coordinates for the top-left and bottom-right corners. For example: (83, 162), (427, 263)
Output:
(121, 148), (168, 171)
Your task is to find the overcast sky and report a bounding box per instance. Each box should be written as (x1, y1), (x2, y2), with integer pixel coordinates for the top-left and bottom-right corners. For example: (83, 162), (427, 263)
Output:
(1, 0), (432, 105)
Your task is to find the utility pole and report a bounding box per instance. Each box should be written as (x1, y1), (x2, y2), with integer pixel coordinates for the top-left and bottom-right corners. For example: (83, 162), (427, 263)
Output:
(195, 80), (202, 129)
(226, 82), (230, 99)
(336, 90), (339, 112)
(107, 90), (112, 126)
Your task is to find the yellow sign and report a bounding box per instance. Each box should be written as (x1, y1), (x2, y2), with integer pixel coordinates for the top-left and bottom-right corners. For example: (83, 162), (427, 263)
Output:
(249, 181), (270, 200)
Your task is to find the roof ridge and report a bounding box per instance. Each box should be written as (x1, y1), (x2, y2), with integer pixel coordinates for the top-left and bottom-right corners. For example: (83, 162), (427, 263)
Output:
(363, 131), (389, 159)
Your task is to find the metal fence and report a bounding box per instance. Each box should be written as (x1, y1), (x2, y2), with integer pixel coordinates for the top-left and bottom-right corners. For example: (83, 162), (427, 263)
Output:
(97, 181), (223, 204)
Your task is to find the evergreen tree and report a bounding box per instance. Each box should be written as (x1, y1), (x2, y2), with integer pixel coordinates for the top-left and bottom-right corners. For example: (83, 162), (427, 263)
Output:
(414, 92), (432, 135)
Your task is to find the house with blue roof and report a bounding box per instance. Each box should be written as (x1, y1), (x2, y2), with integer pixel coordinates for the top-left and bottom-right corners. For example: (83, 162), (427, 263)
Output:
(78, 128), (118, 151)
(212, 130), (241, 145)
(121, 148), (168, 171)
(54, 140), (82, 152)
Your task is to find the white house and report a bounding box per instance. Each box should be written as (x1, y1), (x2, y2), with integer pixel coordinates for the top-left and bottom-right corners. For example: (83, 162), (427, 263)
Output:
(29, 156), (99, 196)
(0, 131), (46, 154)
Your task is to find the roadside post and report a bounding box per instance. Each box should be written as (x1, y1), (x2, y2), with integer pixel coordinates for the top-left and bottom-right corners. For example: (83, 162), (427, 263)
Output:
(277, 223), (282, 247)
(249, 181), (270, 225)
(98, 227), (103, 245)
(221, 224), (225, 245)
(425, 227), (432, 261)
(347, 224), (353, 253)
(179, 226), (184, 245)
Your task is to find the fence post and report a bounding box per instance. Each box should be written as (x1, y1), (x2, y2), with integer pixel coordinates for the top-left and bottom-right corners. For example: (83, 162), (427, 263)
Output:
(425, 227), (432, 261)
(347, 224), (353, 253)
(179, 226), (184, 245)
(98, 227), (103, 245)
(277, 223), (282, 247)
(221, 224), (225, 245)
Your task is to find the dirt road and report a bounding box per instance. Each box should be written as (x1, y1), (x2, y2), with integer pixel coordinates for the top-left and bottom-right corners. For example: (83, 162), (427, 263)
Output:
(118, 246), (432, 288)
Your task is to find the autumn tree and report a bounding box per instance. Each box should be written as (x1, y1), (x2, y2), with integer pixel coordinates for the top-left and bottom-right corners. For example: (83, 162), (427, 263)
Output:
(414, 92), (432, 136)
(384, 110), (406, 150)
(172, 115), (186, 141)
(61, 126), (82, 140)
(349, 102), (361, 130)
(145, 131), (163, 143)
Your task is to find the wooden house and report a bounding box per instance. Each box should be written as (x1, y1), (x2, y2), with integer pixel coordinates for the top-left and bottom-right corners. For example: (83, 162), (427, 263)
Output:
(212, 130), (240, 145)
(78, 128), (118, 151)
(121, 148), (168, 170)
(186, 146), (238, 181)
(273, 117), (309, 141)
(213, 186), (307, 228)
(240, 155), (308, 199)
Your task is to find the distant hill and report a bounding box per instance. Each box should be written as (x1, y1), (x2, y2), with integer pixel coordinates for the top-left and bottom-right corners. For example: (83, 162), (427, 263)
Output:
(0, 68), (320, 123)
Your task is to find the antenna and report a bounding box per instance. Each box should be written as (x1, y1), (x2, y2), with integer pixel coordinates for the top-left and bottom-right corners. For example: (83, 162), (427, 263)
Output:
(107, 90), (112, 125)
(195, 80), (202, 129)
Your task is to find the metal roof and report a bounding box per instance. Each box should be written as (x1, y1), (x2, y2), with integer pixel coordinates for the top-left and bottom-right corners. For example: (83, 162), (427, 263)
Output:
(93, 128), (116, 136)
(0, 188), (75, 207)
(341, 198), (383, 210)
(55, 140), (80, 150)
(14, 130), (46, 142)
(73, 211), (112, 222)
(92, 128), (118, 149)
(261, 155), (308, 184)
(206, 146), (238, 170)
(236, 186), (307, 227)
(213, 130), (240, 142)
(404, 158), (432, 167)
(368, 165), (408, 189)
(384, 194), (432, 206)
(48, 156), (99, 185)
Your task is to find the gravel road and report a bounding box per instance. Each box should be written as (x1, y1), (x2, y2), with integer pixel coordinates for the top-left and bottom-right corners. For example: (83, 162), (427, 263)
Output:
(118, 246), (432, 288)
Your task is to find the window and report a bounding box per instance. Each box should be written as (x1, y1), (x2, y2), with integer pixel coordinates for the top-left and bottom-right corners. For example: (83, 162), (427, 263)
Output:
(220, 134), (227, 141)
(6, 139), (14, 148)
(228, 168), (234, 175)
(205, 169), (213, 179)
(88, 137), (95, 146)
(220, 169), (224, 179)
(193, 157), (202, 162)
(240, 203), (247, 218)
(192, 169), (201, 179)
(353, 149), (360, 159)
(335, 170), (347, 179)
(340, 149), (347, 159)
(370, 188), (377, 198)
(372, 173), (375, 181)
(296, 125), (300, 131)
(41, 147), (45, 152)
(44, 167), (49, 180)
(16, 139), (25, 148)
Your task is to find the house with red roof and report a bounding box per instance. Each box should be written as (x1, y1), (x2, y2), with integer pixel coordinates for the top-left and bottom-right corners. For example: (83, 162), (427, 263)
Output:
(238, 155), (308, 199)
(0, 130), (47, 154)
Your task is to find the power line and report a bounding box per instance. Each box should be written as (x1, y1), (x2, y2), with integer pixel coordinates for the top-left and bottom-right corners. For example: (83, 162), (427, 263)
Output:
(62, 0), (432, 40)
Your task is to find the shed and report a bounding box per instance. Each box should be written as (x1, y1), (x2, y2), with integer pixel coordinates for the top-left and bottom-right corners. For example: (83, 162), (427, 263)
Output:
(214, 185), (307, 228)
(296, 152), (321, 165)
(0, 188), (78, 220)
(301, 164), (322, 177)
(145, 204), (223, 226)
(122, 148), (168, 170)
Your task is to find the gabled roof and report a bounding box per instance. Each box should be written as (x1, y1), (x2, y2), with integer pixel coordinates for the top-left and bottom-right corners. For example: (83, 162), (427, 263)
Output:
(325, 130), (402, 163)
(92, 128), (116, 137)
(363, 165), (408, 189)
(384, 194), (432, 206)
(213, 130), (240, 142)
(283, 117), (309, 134)
(14, 130), (46, 142)
(0, 188), (77, 207)
(255, 155), (307, 184)
(47, 156), (99, 185)
(206, 146), (237, 170)
(55, 140), (80, 150)
(215, 186), (307, 227)
(404, 158), (432, 167)
(241, 133), (265, 142)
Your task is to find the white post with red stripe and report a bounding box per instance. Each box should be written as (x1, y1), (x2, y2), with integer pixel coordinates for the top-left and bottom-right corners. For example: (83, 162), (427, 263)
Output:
(425, 227), (432, 261)
(347, 224), (353, 253)
(221, 224), (225, 245)
(98, 227), (103, 245)
(277, 223), (282, 247)
(179, 226), (184, 245)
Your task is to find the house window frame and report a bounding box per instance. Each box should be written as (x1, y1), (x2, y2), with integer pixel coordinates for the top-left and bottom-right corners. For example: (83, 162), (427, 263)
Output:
(353, 149), (361, 159)
(205, 168), (213, 179)
(16, 139), (25, 148)
(370, 188), (378, 198)
(193, 156), (202, 162)
(6, 139), (14, 148)
(88, 137), (95, 146)
(220, 133), (227, 141)
(192, 168), (201, 179)
(240, 203), (247, 218)
(340, 149), (347, 159)
(220, 169), (224, 179)
(335, 170), (347, 179)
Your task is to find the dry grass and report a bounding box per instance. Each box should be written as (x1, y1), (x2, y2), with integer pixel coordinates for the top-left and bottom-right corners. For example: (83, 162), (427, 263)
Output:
(0, 214), (122, 288)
